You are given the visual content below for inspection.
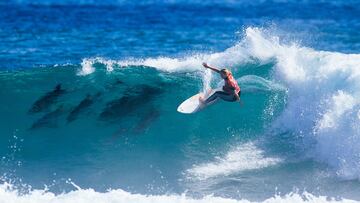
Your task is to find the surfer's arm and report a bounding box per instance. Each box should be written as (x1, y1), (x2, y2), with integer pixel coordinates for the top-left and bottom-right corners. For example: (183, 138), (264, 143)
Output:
(202, 62), (220, 73)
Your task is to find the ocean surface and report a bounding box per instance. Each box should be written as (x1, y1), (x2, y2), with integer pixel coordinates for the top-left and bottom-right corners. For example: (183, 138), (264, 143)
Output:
(1, 0), (360, 202)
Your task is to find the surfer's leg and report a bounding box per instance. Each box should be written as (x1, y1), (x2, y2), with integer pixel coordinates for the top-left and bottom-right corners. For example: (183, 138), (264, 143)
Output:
(217, 91), (237, 102)
(205, 91), (235, 104)
(204, 92), (219, 104)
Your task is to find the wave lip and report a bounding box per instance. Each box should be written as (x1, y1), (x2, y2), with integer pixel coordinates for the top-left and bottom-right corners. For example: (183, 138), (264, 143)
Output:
(187, 142), (282, 180)
(78, 36), (252, 75)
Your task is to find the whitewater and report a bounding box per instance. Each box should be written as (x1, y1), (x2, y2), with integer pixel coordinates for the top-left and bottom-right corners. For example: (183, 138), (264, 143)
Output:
(0, 183), (358, 203)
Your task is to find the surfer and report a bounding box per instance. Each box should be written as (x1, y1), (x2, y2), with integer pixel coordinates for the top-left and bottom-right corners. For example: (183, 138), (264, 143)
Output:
(200, 63), (241, 104)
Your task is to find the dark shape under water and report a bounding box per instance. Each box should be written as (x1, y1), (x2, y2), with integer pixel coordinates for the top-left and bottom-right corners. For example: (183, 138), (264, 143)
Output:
(28, 84), (66, 114)
(30, 105), (66, 130)
(133, 108), (160, 134)
(105, 79), (124, 90)
(110, 107), (161, 140)
(67, 92), (102, 123)
(99, 85), (163, 121)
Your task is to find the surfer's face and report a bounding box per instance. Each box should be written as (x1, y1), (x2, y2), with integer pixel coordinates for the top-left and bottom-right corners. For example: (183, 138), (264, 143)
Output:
(220, 69), (230, 79)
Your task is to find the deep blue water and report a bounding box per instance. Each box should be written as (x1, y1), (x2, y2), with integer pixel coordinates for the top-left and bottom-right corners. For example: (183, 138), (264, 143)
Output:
(1, 0), (360, 70)
(1, 1), (360, 202)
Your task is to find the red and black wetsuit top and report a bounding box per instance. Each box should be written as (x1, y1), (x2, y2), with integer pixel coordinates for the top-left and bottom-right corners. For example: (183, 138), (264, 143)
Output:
(223, 74), (240, 94)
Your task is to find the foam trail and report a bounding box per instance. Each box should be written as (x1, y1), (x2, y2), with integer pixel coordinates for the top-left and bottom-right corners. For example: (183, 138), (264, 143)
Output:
(187, 142), (282, 180)
(0, 183), (357, 203)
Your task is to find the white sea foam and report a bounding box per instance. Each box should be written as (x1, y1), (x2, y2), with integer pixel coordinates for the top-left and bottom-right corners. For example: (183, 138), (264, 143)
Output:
(79, 38), (251, 75)
(0, 183), (357, 203)
(78, 58), (117, 75)
(246, 28), (360, 180)
(78, 59), (95, 75)
(187, 142), (282, 180)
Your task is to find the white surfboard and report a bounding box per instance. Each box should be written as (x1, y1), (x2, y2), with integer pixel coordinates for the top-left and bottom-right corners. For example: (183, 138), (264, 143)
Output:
(177, 88), (222, 114)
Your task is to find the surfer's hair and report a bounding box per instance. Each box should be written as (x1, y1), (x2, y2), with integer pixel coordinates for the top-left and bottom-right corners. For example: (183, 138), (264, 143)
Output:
(220, 69), (230, 76)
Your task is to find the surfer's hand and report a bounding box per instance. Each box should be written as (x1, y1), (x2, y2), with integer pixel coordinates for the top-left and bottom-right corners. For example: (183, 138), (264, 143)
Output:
(202, 62), (208, 68)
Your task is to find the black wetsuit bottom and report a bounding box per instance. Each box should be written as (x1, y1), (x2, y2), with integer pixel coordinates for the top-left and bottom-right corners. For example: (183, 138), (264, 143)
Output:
(205, 91), (240, 104)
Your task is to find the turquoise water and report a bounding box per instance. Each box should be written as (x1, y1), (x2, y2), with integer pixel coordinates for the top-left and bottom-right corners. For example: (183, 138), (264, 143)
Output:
(1, 1), (360, 202)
